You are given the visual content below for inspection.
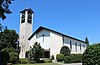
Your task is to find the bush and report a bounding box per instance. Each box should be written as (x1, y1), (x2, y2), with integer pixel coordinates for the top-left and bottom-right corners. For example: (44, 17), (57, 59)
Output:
(64, 56), (72, 63)
(60, 46), (70, 56)
(29, 61), (35, 64)
(9, 52), (18, 63)
(19, 58), (29, 64)
(70, 54), (82, 63)
(28, 42), (44, 62)
(1, 48), (19, 64)
(44, 58), (52, 63)
(64, 54), (82, 63)
(82, 43), (100, 65)
(56, 54), (64, 62)
(36, 60), (44, 63)
(50, 55), (54, 60)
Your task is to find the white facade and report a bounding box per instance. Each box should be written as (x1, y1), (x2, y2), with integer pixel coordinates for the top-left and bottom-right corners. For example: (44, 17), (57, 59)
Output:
(19, 9), (33, 58)
(19, 9), (86, 59)
(28, 27), (86, 59)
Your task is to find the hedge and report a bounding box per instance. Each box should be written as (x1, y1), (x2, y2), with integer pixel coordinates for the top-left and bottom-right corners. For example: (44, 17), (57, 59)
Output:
(64, 54), (82, 63)
(19, 58), (30, 64)
(64, 56), (72, 63)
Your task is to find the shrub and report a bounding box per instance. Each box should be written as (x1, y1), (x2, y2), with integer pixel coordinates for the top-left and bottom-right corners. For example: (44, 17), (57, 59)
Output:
(19, 58), (29, 64)
(64, 56), (72, 63)
(9, 52), (18, 63)
(82, 43), (100, 65)
(56, 54), (64, 62)
(60, 46), (70, 56)
(28, 42), (44, 62)
(70, 54), (82, 63)
(63, 54), (82, 63)
(1, 48), (19, 64)
(44, 58), (52, 63)
(35, 59), (44, 63)
(50, 55), (54, 60)
(29, 61), (35, 64)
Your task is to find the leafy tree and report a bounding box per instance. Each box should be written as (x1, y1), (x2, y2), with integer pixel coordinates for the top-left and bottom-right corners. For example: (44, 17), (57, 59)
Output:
(0, 0), (14, 20)
(60, 46), (70, 56)
(85, 37), (89, 47)
(0, 29), (19, 50)
(82, 43), (100, 65)
(0, 24), (3, 32)
(0, 23), (6, 32)
(28, 42), (44, 62)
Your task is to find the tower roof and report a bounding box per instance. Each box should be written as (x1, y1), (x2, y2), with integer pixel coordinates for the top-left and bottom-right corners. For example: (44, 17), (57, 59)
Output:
(20, 8), (34, 13)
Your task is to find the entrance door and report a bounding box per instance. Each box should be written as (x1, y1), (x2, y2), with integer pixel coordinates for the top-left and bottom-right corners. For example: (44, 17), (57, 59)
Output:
(44, 51), (50, 58)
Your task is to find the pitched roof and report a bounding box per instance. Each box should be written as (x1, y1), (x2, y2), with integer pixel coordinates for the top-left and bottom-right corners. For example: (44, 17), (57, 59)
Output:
(20, 8), (34, 13)
(28, 26), (85, 43)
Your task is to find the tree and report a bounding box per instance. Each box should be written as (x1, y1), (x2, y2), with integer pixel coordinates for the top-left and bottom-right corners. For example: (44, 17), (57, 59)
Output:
(60, 46), (70, 56)
(0, 29), (19, 50)
(28, 42), (44, 62)
(85, 37), (89, 47)
(82, 43), (100, 65)
(0, 0), (14, 20)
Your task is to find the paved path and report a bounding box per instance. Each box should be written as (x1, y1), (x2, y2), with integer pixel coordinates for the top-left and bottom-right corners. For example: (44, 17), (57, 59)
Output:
(62, 63), (82, 65)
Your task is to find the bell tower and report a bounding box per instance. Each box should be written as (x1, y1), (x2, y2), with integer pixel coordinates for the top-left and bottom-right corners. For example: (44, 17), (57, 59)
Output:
(19, 8), (34, 58)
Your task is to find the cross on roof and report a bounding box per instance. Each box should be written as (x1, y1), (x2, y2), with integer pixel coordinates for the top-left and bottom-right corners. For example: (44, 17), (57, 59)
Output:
(42, 34), (45, 43)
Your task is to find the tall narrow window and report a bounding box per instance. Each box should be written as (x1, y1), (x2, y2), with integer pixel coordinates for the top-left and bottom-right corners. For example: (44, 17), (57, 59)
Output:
(27, 11), (32, 24)
(75, 42), (77, 52)
(70, 41), (72, 51)
(80, 43), (81, 52)
(21, 11), (25, 23)
(83, 44), (85, 48)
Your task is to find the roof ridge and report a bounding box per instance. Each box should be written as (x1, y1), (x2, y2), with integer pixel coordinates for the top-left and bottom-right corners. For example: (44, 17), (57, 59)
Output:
(28, 26), (85, 43)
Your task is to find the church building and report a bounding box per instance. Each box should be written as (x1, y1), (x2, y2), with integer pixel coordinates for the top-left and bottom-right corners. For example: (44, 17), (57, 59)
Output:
(19, 8), (87, 59)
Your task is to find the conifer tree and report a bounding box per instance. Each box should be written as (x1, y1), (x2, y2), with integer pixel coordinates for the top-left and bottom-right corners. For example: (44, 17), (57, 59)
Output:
(85, 37), (89, 47)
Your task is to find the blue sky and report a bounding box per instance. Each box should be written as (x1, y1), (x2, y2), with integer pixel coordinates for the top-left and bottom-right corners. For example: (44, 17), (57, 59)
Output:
(0, 0), (100, 44)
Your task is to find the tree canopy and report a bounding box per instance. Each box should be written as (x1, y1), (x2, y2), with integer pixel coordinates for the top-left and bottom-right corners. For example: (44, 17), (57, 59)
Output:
(60, 46), (70, 56)
(82, 43), (100, 65)
(0, 29), (19, 50)
(0, 0), (14, 20)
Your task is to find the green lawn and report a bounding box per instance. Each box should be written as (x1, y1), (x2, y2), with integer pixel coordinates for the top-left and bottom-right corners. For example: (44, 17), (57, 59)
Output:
(13, 63), (60, 65)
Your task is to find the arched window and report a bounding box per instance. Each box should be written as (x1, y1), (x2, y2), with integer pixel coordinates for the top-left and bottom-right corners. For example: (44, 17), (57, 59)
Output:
(21, 11), (25, 23)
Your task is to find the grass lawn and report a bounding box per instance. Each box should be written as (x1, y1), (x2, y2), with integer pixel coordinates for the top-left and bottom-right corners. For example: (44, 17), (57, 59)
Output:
(13, 63), (60, 65)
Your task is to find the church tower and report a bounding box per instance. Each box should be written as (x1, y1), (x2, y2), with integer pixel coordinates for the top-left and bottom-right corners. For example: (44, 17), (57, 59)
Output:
(19, 8), (34, 58)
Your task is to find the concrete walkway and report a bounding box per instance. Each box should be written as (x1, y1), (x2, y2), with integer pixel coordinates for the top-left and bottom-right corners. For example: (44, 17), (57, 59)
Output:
(62, 63), (82, 65)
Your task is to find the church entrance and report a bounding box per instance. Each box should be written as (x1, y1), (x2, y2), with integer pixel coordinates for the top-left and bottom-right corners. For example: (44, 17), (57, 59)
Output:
(43, 49), (50, 58)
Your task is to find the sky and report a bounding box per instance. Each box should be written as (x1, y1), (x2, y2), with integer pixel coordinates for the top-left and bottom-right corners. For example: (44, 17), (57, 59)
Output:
(0, 0), (100, 44)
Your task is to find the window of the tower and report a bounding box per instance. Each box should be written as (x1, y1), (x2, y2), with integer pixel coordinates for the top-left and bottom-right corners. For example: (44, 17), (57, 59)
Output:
(21, 11), (25, 23)
(27, 11), (32, 24)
